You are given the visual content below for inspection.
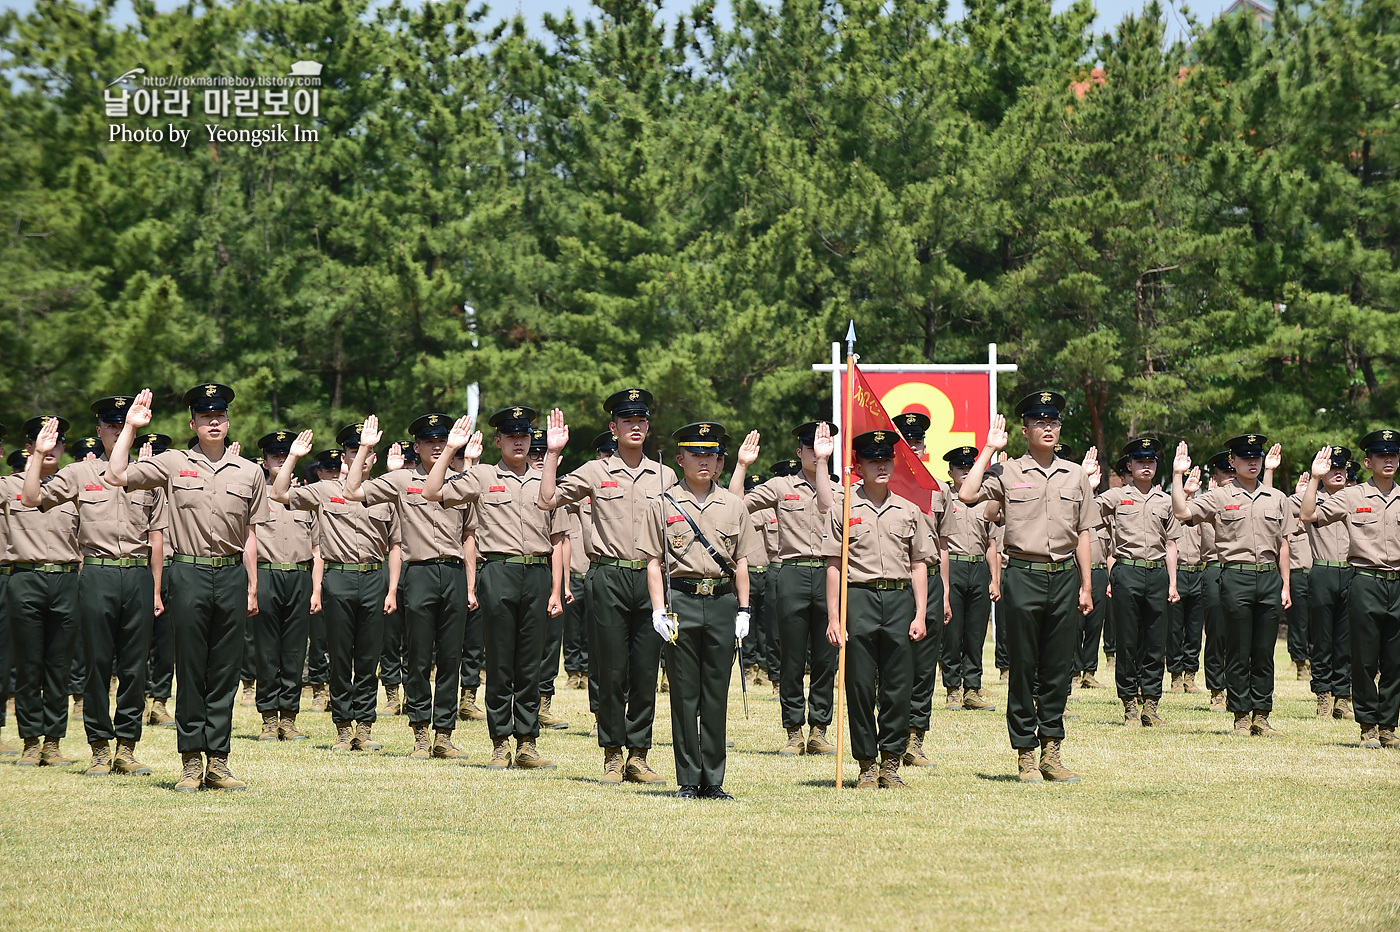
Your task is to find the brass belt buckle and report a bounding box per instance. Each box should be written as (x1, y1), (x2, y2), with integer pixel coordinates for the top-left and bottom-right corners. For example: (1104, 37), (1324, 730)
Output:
(696, 578), (715, 596)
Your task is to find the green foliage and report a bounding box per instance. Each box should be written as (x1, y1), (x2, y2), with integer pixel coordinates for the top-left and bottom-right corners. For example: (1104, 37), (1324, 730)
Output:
(2, 0), (1396, 477)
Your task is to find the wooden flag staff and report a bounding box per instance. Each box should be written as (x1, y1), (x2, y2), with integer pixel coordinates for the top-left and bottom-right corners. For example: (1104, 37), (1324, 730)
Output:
(834, 320), (856, 790)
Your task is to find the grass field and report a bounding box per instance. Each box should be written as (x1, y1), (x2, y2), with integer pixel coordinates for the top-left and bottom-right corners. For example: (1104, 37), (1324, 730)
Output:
(2, 637), (1398, 932)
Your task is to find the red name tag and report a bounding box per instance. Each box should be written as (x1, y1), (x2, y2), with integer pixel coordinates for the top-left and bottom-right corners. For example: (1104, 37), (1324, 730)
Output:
(406, 487), (423, 494)
(1357, 507), (1372, 513)
(666, 515), (686, 525)
(179, 470), (199, 477)
(601, 481), (620, 488)
(849, 517), (863, 526)
(770, 517), (778, 524)
(330, 497), (346, 504)
(85, 484), (104, 491)
(784, 493), (801, 500)
(13, 494), (19, 501)
(1014, 482), (1033, 489)
(1120, 499), (1136, 505)
(489, 485), (507, 492)
(1225, 504), (1241, 511)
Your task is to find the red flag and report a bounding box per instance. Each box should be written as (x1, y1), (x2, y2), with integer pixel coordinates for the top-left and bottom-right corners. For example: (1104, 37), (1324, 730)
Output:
(843, 361), (940, 512)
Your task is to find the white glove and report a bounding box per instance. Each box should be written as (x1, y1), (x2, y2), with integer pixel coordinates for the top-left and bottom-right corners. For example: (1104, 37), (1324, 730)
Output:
(734, 610), (751, 640)
(652, 609), (677, 641)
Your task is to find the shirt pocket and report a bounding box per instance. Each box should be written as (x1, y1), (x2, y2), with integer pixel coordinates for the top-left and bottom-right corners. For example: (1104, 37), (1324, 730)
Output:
(171, 477), (204, 502)
(1351, 515), (1381, 538)
(713, 521), (741, 558)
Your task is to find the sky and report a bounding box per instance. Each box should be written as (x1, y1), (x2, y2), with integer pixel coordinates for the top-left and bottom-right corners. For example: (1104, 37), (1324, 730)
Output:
(5, 0), (1234, 46)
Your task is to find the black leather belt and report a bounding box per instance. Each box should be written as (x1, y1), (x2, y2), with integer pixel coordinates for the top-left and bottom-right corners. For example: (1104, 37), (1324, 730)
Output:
(850, 579), (910, 591)
(671, 577), (733, 597)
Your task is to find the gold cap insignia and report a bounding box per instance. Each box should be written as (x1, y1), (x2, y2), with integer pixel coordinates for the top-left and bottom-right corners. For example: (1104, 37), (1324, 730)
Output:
(874, 431), (886, 442)
(698, 425), (710, 435)
(628, 390), (640, 401)
(354, 422), (363, 431)
(1247, 434), (1258, 444)
(205, 385), (218, 397)
(40, 416), (51, 426)
(1385, 431), (1395, 441)
(1040, 392), (1052, 404)
(115, 398), (126, 408)
(428, 415), (440, 426)
(1142, 439), (1152, 448)
(276, 431), (287, 441)
(512, 407), (523, 418)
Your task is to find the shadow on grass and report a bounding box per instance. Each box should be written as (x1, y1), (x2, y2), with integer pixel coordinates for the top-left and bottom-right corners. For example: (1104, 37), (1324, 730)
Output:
(795, 777), (854, 788)
(973, 773), (1022, 782)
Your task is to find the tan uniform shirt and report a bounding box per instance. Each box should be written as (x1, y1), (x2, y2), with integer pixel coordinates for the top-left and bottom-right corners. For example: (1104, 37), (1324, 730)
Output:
(1097, 483), (1180, 562)
(439, 463), (556, 557)
(639, 481), (756, 579)
(1286, 495), (1312, 570)
(761, 511), (779, 564)
(556, 456), (678, 562)
(749, 511), (770, 568)
(257, 498), (318, 565)
(1312, 481), (1400, 571)
(1200, 508), (1218, 562)
(360, 467), (466, 562)
(38, 456), (168, 560)
(822, 488), (937, 583)
(1184, 480), (1292, 564)
(1177, 519), (1203, 565)
(287, 480), (399, 563)
(943, 489), (1001, 558)
(1305, 490), (1351, 564)
(566, 506), (591, 575)
(743, 474), (841, 561)
(971, 454), (1096, 562)
(123, 448), (268, 558)
(0, 474), (80, 564)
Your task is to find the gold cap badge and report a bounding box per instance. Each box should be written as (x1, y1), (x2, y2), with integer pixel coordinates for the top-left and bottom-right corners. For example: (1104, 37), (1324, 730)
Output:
(205, 385), (218, 397)
(115, 398), (126, 408)
(1040, 392), (1052, 404)
(628, 390), (640, 401)
(428, 415), (439, 426)
(699, 425), (710, 435)
(874, 431), (886, 442)
(512, 407), (523, 418)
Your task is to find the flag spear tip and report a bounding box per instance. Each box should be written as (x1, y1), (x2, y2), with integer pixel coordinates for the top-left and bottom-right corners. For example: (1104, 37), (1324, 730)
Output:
(845, 320), (857, 343)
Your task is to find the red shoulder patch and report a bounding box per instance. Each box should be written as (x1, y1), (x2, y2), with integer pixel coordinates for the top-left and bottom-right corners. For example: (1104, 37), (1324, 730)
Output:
(489, 485), (507, 492)
(179, 470), (199, 477)
(666, 515), (686, 525)
(85, 484), (104, 491)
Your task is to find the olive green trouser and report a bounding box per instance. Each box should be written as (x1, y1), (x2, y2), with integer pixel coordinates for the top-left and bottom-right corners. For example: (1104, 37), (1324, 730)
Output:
(667, 588), (737, 786)
(843, 586), (914, 761)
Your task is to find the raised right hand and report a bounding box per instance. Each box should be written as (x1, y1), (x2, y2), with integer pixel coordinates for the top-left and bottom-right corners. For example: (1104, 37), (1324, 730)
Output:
(32, 416), (60, 455)
(1310, 445), (1333, 479)
(359, 415), (382, 448)
(985, 414), (1008, 452)
(126, 389), (153, 430)
(813, 422), (835, 460)
(1172, 441), (1192, 475)
(736, 430), (761, 467)
(290, 429), (314, 458)
(546, 408), (570, 454)
(447, 415), (473, 450)
(1182, 466), (1201, 494)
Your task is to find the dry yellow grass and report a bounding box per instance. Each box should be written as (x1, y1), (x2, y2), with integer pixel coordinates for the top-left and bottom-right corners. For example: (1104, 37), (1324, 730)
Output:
(2, 638), (1397, 932)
